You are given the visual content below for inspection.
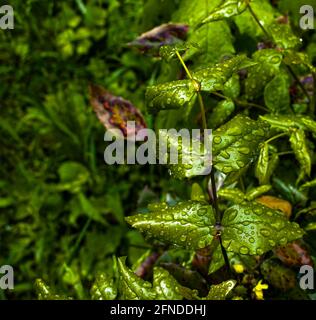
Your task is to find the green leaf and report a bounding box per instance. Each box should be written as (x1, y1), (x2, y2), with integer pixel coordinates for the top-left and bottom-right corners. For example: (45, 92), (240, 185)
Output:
(283, 50), (316, 73)
(212, 114), (270, 180)
(159, 42), (197, 62)
(146, 80), (198, 112)
(245, 185), (272, 200)
(208, 99), (235, 129)
(153, 267), (184, 300)
(35, 279), (70, 300)
(268, 22), (301, 50)
(222, 74), (241, 99)
(301, 179), (316, 189)
(259, 114), (316, 134)
(264, 73), (290, 113)
(289, 129), (311, 182)
(245, 49), (283, 100)
(194, 55), (256, 92)
(191, 183), (207, 202)
(117, 257), (156, 300)
(255, 143), (269, 185)
(90, 273), (117, 300)
(126, 201), (216, 250)
(158, 129), (212, 179)
(221, 201), (304, 255)
(200, 0), (248, 25)
(203, 280), (236, 300)
(218, 188), (245, 204)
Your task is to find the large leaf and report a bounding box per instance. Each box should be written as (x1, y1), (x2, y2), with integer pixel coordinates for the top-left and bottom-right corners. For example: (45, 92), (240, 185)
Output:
(146, 79), (198, 112)
(158, 129), (212, 179)
(126, 201), (216, 250)
(117, 257), (156, 300)
(200, 0), (248, 25)
(208, 99), (235, 129)
(245, 49), (283, 100)
(221, 201), (304, 255)
(212, 114), (270, 179)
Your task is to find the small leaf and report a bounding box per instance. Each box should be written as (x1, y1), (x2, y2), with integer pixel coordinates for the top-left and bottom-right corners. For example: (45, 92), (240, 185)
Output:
(117, 257), (156, 300)
(255, 143), (269, 185)
(146, 79), (198, 112)
(89, 85), (146, 139)
(283, 50), (316, 73)
(264, 73), (290, 113)
(90, 273), (117, 300)
(128, 23), (189, 55)
(218, 188), (245, 204)
(126, 201), (216, 250)
(221, 201), (304, 255)
(261, 259), (296, 291)
(204, 280), (236, 300)
(268, 22), (301, 50)
(256, 195), (292, 219)
(153, 267), (184, 300)
(159, 42), (198, 62)
(301, 179), (316, 189)
(191, 183), (207, 202)
(245, 185), (272, 201)
(222, 74), (241, 99)
(208, 99), (235, 129)
(289, 129), (311, 182)
(274, 240), (313, 267)
(35, 279), (69, 300)
(200, 0), (248, 25)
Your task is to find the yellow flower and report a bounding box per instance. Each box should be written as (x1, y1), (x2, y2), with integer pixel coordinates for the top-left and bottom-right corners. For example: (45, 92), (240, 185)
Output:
(233, 264), (245, 274)
(253, 280), (269, 300)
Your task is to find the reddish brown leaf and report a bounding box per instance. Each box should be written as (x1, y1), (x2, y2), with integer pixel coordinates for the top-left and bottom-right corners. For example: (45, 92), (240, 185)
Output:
(274, 240), (313, 268)
(128, 23), (189, 55)
(89, 84), (146, 139)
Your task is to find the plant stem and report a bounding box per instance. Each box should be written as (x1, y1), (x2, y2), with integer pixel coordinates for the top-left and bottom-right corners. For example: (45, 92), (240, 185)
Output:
(248, 4), (270, 38)
(219, 237), (232, 275)
(277, 151), (294, 156)
(210, 170), (220, 222)
(75, 0), (87, 15)
(175, 50), (208, 129)
(265, 132), (288, 144)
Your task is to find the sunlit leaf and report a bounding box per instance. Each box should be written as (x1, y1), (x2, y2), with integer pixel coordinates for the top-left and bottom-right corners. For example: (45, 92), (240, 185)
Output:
(203, 280), (236, 300)
(221, 201), (304, 255)
(268, 22), (301, 50)
(90, 273), (117, 300)
(126, 201), (216, 250)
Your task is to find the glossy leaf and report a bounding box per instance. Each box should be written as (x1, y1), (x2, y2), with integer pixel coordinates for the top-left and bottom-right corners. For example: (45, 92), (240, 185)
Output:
(204, 280), (236, 300)
(146, 79), (198, 112)
(90, 273), (117, 300)
(200, 0), (248, 25)
(245, 185), (272, 201)
(212, 114), (270, 179)
(35, 279), (69, 300)
(289, 129), (311, 182)
(268, 22), (301, 50)
(283, 50), (316, 73)
(255, 143), (269, 185)
(245, 49), (282, 100)
(126, 201), (216, 250)
(117, 257), (156, 300)
(208, 99), (235, 129)
(221, 201), (304, 255)
(128, 23), (189, 55)
(191, 183), (207, 202)
(153, 267), (184, 300)
(89, 85), (146, 139)
(218, 188), (245, 204)
(264, 73), (290, 113)
(194, 55), (256, 92)
(158, 129), (212, 179)
(159, 42), (198, 62)
(222, 74), (241, 99)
